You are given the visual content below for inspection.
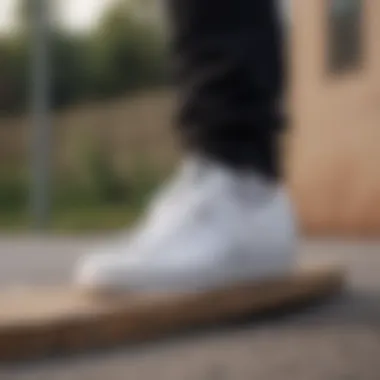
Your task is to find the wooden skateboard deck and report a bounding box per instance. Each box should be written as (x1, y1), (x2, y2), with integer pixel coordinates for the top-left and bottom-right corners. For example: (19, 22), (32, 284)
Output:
(0, 264), (345, 362)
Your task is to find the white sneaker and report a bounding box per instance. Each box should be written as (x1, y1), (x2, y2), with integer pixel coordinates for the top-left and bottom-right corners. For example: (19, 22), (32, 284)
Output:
(75, 156), (298, 294)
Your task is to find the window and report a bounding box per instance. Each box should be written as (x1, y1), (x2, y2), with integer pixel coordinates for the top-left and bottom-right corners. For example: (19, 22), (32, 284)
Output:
(278, 0), (292, 27)
(327, 0), (363, 73)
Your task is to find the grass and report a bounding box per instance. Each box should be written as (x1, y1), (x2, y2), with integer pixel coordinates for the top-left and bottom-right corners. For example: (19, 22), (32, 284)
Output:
(0, 150), (165, 233)
(0, 206), (138, 233)
(0, 183), (159, 233)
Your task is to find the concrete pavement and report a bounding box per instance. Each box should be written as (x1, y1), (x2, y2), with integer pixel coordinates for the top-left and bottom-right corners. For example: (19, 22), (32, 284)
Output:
(0, 236), (379, 379)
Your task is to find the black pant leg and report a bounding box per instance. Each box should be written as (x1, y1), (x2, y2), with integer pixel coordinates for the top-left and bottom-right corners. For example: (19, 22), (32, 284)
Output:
(167, 0), (286, 179)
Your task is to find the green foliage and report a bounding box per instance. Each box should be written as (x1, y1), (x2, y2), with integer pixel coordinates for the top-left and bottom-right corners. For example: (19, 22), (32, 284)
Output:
(85, 145), (130, 205)
(0, 170), (28, 213)
(89, 3), (168, 98)
(0, 0), (168, 115)
(0, 158), (163, 231)
(50, 32), (93, 109)
(0, 35), (29, 115)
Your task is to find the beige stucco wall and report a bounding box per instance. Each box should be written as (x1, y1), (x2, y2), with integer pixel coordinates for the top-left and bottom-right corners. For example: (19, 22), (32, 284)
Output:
(288, 0), (380, 235)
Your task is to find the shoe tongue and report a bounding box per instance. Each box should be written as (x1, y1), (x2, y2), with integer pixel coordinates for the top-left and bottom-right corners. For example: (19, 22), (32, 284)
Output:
(182, 156), (230, 182)
(181, 155), (277, 201)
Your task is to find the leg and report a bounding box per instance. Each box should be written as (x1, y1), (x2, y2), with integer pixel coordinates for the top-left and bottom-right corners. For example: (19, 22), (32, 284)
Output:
(169, 0), (285, 178)
(75, 0), (297, 293)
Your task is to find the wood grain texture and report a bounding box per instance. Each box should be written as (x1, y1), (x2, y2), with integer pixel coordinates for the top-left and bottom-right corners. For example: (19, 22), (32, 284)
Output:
(0, 264), (345, 362)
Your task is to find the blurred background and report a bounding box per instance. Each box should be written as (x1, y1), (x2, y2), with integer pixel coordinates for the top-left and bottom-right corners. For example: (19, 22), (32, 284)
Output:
(1, 2), (379, 377)
(0, 0), (174, 232)
(0, 0), (378, 235)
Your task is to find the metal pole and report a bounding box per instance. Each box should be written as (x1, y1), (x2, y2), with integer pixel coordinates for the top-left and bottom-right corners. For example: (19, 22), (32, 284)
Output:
(30, 0), (51, 229)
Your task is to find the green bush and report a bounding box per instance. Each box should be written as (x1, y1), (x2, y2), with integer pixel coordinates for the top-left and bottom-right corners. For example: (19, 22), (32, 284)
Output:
(0, 36), (29, 115)
(0, 159), (163, 231)
(0, 173), (28, 212)
(0, 1), (168, 115)
(87, 3), (168, 99)
(86, 146), (130, 205)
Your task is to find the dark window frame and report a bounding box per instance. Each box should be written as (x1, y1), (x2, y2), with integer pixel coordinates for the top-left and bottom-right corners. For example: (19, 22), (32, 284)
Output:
(326, 0), (364, 74)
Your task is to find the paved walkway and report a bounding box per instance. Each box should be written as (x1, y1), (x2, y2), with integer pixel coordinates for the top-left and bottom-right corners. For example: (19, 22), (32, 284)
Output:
(0, 237), (379, 380)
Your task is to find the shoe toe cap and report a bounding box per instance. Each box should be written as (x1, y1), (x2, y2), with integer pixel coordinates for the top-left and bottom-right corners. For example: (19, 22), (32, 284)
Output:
(74, 253), (140, 292)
